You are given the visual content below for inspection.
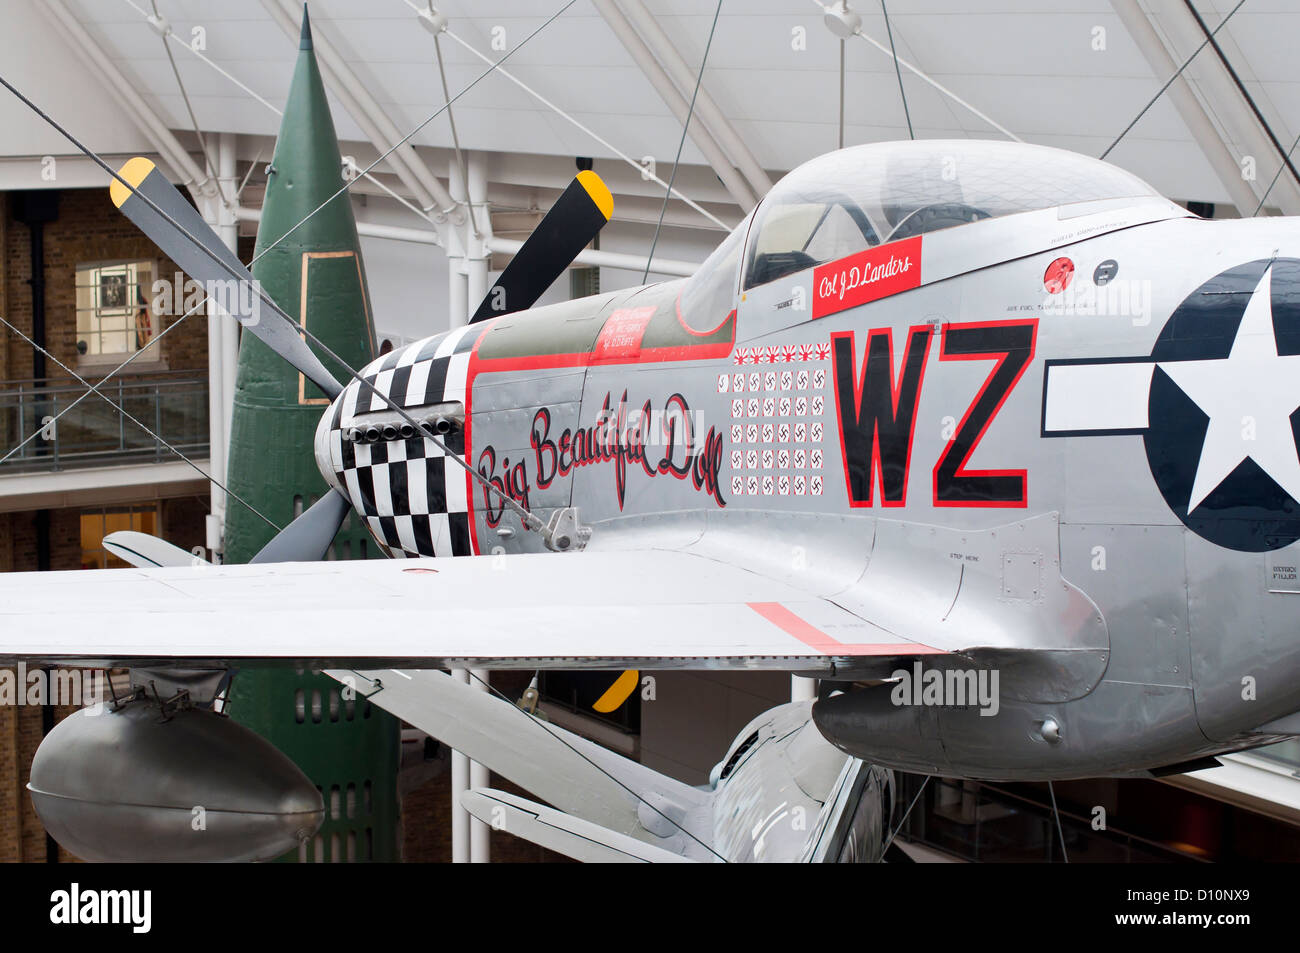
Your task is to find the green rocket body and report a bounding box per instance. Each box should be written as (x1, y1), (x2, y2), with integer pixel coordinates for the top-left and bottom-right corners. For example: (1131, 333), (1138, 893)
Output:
(223, 9), (400, 863)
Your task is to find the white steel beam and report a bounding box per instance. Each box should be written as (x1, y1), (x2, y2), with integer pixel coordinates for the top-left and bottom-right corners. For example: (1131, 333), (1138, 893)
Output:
(260, 0), (462, 222)
(1110, 0), (1261, 215)
(485, 236), (697, 278)
(469, 666), (490, 863)
(216, 132), (239, 487)
(40, 0), (211, 194)
(466, 152), (490, 314)
(591, 0), (756, 211)
(1154, 0), (1300, 215)
(199, 183), (229, 544)
(0, 459), (211, 514)
(233, 212), (700, 277)
(791, 676), (817, 703)
(451, 669), (470, 863)
(619, 0), (772, 199)
(447, 159), (469, 329)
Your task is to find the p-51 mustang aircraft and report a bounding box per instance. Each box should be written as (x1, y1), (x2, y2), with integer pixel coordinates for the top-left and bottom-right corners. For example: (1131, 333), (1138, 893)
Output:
(6, 136), (1300, 862)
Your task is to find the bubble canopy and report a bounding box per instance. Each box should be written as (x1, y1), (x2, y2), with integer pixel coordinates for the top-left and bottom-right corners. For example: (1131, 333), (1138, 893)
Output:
(740, 139), (1161, 290)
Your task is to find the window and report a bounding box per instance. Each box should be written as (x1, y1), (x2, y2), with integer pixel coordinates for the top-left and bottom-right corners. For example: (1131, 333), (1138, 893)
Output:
(75, 259), (155, 360)
(80, 504), (159, 569)
(677, 219), (746, 333)
(746, 200), (877, 288)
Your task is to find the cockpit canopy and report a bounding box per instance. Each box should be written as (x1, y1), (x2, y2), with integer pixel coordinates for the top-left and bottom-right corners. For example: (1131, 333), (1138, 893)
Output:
(680, 140), (1161, 327)
(744, 139), (1160, 289)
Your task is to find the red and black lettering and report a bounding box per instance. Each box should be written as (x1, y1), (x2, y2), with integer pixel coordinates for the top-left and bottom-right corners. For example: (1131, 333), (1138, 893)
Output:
(933, 319), (1037, 507)
(832, 325), (933, 507)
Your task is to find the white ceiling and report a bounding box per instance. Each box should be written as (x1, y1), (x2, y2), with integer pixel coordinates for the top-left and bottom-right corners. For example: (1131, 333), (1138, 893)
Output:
(2, 0), (1298, 215)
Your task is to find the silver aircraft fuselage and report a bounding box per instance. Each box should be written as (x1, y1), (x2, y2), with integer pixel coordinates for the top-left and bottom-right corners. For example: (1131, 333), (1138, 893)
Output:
(314, 149), (1300, 780)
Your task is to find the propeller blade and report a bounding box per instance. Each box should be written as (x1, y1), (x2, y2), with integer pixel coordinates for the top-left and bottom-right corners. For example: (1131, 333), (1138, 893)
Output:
(250, 488), (351, 564)
(110, 157), (344, 399)
(103, 531), (209, 568)
(105, 491), (349, 569)
(592, 669), (640, 713)
(470, 170), (613, 323)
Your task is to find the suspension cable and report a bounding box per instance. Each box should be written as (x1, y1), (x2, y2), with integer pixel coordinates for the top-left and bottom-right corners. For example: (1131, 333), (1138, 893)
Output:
(413, 8), (731, 229)
(808, 0), (1021, 142)
(644, 0), (724, 282)
(148, 0), (228, 206)
(880, 0), (913, 140)
(120, 0), (443, 231)
(1254, 127), (1300, 216)
(1100, 0), (1247, 160)
(1048, 780), (1070, 863)
(431, 21), (477, 239)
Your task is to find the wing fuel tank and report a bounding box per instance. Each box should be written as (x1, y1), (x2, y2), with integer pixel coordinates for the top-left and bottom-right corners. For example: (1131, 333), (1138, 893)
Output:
(29, 699), (324, 863)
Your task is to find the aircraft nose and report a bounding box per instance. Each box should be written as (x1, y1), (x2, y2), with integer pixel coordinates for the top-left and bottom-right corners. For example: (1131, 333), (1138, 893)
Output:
(313, 394), (352, 503)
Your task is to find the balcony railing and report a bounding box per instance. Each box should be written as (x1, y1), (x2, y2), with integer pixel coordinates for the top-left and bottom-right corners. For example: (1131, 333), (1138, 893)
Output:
(0, 372), (208, 474)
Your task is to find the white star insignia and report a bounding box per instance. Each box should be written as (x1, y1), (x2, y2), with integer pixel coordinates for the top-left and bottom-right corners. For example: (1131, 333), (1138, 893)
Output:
(1158, 264), (1300, 513)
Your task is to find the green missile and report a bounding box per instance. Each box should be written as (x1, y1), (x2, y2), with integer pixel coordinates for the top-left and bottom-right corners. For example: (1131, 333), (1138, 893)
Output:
(224, 5), (401, 864)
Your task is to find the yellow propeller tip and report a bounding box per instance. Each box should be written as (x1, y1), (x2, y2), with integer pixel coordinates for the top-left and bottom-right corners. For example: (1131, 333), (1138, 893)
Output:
(592, 668), (639, 713)
(110, 157), (156, 208)
(576, 169), (614, 221)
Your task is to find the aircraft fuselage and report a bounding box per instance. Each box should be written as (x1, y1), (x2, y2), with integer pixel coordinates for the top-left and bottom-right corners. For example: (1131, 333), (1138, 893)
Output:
(316, 202), (1300, 779)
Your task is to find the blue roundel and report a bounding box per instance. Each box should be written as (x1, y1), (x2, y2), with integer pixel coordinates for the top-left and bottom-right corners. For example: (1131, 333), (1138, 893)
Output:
(1144, 258), (1300, 552)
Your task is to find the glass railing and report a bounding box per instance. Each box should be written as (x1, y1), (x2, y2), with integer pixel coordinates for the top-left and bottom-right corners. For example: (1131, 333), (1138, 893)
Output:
(0, 373), (208, 473)
(1251, 738), (1300, 772)
(895, 774), (1213, 862)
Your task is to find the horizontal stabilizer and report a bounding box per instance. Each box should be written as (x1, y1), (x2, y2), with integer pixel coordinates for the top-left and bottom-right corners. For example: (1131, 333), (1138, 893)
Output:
(326, 667), (713, 856)
(461, 789), (693, 863)
(103, 531), (207, 569)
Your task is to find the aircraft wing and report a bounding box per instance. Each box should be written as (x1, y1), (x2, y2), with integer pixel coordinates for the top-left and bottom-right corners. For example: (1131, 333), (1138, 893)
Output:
(0, 548), (946, 672)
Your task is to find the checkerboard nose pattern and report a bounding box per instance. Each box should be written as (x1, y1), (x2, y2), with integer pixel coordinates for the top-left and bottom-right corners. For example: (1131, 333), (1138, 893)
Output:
(322, 324), (480, 558)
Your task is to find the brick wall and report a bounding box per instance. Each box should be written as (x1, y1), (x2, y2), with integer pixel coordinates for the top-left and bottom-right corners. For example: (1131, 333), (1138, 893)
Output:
(0, 509), (81, 572)
(3, 187), (209, 383)
(0, 701), (80, 863)
(161, 495), (210, 557)
(0, 501), (209, 576)
(0, 500), (205, 863)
